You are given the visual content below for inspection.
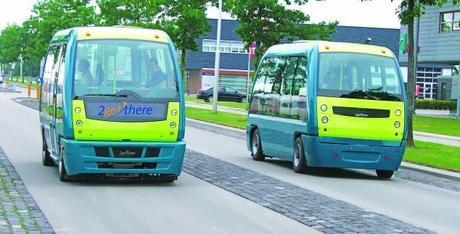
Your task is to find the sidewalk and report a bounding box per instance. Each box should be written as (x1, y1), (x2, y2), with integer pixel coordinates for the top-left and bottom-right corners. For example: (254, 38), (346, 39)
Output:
(186, 102), (248, 115)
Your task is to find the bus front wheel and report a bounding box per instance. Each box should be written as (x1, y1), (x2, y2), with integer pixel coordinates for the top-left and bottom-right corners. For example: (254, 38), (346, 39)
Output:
(58, 149), (70, 182)
(293, 137), (308, 173)
(376, 170), (394, 179)
(42, 134), (54, 167)
(251, 129), (265, 161)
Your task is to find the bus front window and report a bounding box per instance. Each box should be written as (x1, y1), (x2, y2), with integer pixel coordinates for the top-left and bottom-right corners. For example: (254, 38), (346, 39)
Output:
(74, 39), (178, 100)
(318, 53), (403, 101)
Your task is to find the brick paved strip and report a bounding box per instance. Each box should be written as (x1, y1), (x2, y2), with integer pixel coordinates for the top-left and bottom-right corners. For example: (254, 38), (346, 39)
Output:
(183, 149), (432, 234)
(0, 147), (54, 233)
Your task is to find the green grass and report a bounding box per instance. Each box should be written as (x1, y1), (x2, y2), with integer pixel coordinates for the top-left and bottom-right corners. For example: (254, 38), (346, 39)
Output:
(405, 141), (460, 172)
(186, 107), (247, 129)
(414, 115), (460, 137)
(185, 95), (248, 110)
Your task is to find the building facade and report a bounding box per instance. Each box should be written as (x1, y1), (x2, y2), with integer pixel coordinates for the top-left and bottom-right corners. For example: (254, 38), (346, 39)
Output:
(399, 2), (460, 100)
(185, 19), (401, 94)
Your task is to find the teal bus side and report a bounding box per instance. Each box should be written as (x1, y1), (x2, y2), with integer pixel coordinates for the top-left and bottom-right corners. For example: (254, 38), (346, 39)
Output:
(246, 43), (408, 173)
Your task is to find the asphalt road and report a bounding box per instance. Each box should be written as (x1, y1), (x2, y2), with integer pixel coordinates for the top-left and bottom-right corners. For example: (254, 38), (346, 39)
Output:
(0, 90), (315, 234)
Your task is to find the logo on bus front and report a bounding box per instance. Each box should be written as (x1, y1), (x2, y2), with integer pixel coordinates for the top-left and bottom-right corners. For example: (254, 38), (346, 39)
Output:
(85, 101), (167, 122)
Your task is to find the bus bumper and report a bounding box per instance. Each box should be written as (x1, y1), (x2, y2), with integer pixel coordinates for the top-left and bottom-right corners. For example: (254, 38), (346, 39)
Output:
(302, 136), (406, 171)
(61, 139), (186, 176)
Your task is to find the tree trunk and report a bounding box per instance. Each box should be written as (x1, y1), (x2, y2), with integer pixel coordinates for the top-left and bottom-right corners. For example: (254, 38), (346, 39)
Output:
(181, 48), (187, 94)
(406, 0), (416, 147)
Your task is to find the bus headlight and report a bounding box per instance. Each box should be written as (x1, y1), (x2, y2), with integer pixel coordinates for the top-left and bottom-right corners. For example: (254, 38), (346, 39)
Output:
(171, 109), (178, 116)
(170, 122), (177, 128)
(76, 120), (83, 126)
(321, 116), (329, 124)
(395, 109), (402, 116)
(394, 121), (401, 128)
(75, 107), (81, 114)
(320, 104), (328, 112)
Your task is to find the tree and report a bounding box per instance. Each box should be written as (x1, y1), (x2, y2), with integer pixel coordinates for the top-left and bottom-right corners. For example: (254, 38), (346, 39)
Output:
(25, 0), (99, 68)
(97, 0), (163, 27)
(0, 25), (24, 64)
(159, 0), (211, 91)
(396, 0), (459, 147)
(224, 0), (337, 66)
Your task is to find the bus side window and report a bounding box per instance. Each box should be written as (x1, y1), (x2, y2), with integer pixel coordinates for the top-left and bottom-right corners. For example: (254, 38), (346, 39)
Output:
(56, 44), (66, 120)
(280, 57), (298, 118)
(42, 44), (61, 117)
(291, 57), (308, 121)
(250, 57), (273, 114)
(263, 56), (286, 116)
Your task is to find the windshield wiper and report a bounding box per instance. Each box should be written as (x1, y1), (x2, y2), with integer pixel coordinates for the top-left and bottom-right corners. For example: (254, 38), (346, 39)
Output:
(74, 94), (128, 100)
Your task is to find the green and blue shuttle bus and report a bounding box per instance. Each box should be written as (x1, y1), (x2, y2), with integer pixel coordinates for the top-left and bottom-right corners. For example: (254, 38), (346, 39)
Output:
(39, 27), (185, 182)
(247, 41), (407, 179)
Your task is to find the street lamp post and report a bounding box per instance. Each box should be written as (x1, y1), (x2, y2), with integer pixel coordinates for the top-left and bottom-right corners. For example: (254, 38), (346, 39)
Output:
(212, 0), (223, 113)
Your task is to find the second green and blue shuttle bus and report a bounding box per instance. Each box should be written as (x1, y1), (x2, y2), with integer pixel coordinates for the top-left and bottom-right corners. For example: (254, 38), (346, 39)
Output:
(247, 41), (407, 179)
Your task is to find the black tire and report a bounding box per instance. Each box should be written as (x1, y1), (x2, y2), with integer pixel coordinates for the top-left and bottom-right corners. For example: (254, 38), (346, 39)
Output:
(250, 129), (265, 161)
(293, 137), (309, 173)
(58, 148), (70, 182)
(376, 170), (394, 179)
(238, 97), (244, 103)
(42, 134), (54, 167)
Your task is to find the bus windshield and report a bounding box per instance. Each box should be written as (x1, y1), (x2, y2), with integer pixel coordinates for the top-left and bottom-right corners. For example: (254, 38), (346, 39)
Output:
(74, 39), (178, 100)
(318, 53), (403, 101)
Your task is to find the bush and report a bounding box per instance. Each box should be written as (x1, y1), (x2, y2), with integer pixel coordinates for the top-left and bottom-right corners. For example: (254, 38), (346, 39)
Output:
(415, 99), (457, 110)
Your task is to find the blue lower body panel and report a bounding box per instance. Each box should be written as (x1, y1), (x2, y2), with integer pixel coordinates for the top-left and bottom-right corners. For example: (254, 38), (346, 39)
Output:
(61, 139), (186, 176)
(302, 135), (406, 171)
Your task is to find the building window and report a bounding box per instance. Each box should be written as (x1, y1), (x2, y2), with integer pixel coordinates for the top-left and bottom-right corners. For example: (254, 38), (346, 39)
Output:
(440, 11), (460, 32)
(202, 39), (248, 54)
(416, 67), (442, 100)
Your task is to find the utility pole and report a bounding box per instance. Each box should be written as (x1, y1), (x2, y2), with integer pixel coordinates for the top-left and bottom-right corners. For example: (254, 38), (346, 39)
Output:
(212, 0), (222, 113)
(20, 55), (23, 83)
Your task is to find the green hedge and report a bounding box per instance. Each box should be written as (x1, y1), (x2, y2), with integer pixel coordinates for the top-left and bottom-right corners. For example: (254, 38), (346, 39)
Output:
(415, 99), (457, 110)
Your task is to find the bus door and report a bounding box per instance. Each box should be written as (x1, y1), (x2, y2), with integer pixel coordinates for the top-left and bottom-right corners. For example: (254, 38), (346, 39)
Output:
(50, 44), (65, 156)
(42, 44), (62, 157)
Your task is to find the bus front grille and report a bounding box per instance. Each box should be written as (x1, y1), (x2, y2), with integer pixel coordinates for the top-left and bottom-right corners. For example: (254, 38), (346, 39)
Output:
(97, 162), (157, 169)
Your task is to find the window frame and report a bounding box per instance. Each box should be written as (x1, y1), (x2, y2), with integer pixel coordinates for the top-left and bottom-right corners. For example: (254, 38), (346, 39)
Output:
(440, 10), (460, 32)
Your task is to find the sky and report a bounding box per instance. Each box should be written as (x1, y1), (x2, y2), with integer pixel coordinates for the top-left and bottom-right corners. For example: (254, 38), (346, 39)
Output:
(0, 0), (403, 31)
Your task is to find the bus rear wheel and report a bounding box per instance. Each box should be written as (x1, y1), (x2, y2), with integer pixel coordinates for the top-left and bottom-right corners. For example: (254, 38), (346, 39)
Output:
(293, 137), (308, 173)
(250, 129), (265, 161)
(376, 170), (394, 179)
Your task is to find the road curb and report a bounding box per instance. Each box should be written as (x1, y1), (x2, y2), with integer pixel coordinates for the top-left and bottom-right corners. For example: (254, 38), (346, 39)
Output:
(400, 162), (460, 182)
(187, 117), (460, 182)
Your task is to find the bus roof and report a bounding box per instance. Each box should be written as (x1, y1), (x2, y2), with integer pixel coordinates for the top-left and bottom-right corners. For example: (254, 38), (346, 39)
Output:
(51, 26), (170, 44)
(265, 41), (394, 58)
